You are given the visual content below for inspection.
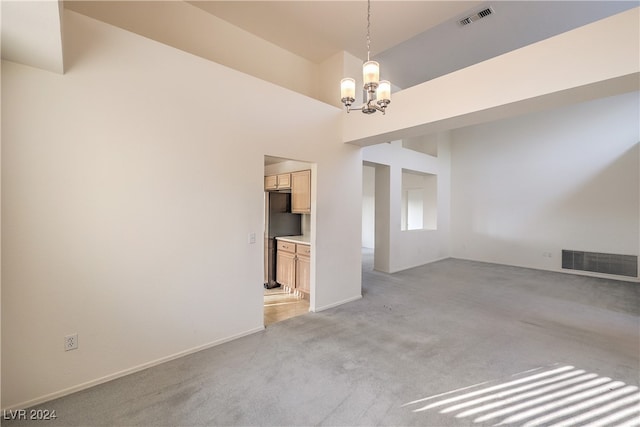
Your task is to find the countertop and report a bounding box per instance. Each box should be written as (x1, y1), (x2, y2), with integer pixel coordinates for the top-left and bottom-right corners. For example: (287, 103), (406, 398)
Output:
(275, 235), (311, 245)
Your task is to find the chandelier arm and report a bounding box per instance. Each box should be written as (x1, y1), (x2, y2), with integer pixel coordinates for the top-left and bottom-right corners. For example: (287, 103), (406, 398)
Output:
(366, 99), (387, 114)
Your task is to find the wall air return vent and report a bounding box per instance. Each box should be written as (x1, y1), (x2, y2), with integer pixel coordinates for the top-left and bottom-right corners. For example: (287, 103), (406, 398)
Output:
(459, 7), (494, 26)
(562, 250), (638, 278)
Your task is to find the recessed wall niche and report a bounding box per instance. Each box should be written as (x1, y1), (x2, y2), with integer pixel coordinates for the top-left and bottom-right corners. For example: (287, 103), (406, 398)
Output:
(401, 169), (437, 231)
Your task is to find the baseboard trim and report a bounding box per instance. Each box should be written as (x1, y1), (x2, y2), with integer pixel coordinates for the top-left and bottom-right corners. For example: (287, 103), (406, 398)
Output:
(386, 256), (450, 274)
(3, 326), (265, 411)
(313, 294), (362, 312)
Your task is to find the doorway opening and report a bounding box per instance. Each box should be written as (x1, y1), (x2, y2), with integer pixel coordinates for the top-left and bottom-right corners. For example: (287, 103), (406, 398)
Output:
(263, 155), (313, 326)
(362, 161), (391, 273)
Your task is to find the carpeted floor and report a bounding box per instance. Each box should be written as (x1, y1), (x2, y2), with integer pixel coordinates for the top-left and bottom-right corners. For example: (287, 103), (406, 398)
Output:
(4, 251), (639, 426)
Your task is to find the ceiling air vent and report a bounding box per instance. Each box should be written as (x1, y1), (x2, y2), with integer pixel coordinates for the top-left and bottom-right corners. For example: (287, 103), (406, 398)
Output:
(459, 6), (494, 26)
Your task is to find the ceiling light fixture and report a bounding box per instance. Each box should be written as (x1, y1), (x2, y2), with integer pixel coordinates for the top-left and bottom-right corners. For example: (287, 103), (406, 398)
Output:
(340, 0), (391, 115)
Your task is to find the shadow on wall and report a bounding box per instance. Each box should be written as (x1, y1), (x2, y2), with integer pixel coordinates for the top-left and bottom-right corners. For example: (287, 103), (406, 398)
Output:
(62, 8), (106, 71)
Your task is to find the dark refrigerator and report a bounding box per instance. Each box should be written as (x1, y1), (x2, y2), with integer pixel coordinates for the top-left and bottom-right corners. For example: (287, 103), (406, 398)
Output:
(264, 192), (301, 288)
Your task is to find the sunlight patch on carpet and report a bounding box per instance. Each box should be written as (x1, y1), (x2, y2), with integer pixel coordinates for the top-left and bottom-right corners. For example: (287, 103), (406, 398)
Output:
(404, 364), (640, 426)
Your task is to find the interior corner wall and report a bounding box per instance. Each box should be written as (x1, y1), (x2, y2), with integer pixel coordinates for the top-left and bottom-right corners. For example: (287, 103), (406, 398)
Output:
(363, 134), (452, 273)
(318, 51), (346, 108)
(1, 10), (362, 409)
(450, 91), (640, 281)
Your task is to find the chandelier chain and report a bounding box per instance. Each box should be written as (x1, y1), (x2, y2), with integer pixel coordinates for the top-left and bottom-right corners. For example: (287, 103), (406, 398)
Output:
(366, 0), (371, 61)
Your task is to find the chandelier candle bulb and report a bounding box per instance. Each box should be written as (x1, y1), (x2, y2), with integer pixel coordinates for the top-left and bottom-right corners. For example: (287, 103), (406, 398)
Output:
(377, 80), (391, 102)
(363, 61), (379, 86)
(340, 78), (356, 101)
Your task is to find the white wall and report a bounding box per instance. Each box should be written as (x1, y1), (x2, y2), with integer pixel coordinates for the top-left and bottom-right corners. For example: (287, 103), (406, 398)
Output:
(451, 92), (640, 281)
(1, 10), (362, 409)
(374, 164), (391, 272)
(363, 134), (452, 273)
(362, 165), (375, 248)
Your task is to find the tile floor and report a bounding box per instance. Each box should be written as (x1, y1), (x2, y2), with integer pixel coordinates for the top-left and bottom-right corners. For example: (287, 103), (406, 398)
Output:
(263, 286), (309, 326)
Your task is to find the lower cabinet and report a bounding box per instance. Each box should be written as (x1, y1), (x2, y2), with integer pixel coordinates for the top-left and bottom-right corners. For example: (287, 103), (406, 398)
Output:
(276, 240), (311, 296)
(276, 241), (296, 289)
(296, 252), (310, 294)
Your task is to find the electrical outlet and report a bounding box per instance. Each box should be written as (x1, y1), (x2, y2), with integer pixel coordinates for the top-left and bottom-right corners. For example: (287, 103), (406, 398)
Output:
(248, 232), (256, 244)
(64, 334), (78, 351)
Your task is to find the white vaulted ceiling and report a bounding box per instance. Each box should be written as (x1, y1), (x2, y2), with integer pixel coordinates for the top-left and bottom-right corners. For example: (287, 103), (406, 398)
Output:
(187, 1), (482, 64)
(3, 1), (637, 91)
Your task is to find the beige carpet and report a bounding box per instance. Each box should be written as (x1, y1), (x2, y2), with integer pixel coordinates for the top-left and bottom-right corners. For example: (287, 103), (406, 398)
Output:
(5, 254), (638, 426)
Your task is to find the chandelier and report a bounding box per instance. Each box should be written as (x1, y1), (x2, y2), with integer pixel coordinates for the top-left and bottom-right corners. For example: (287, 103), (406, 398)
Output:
(340, 0), (391, 114)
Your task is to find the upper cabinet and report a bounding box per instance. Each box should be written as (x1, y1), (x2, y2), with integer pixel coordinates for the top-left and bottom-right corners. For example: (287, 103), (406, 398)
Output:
(265, 169), (311, 214)
(277, 173), (291, 190)
(291, 170), (311, 214)
(265, 173), (291, 191)
(264, 175), (277, 190)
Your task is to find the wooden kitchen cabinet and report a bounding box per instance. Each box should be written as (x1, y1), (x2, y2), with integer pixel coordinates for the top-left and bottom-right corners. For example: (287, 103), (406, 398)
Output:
(291, 170), (311, 214)
(275, 240), (311, 297)
(266, 170), (311, 213)
(265, 173), (291, 191)
(295, 244), (311, 295)
(277, 240), (295, 254)
(277, 173), (291, 189)
(276, 240), (296, 290)
(264, 175), (277, 191)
